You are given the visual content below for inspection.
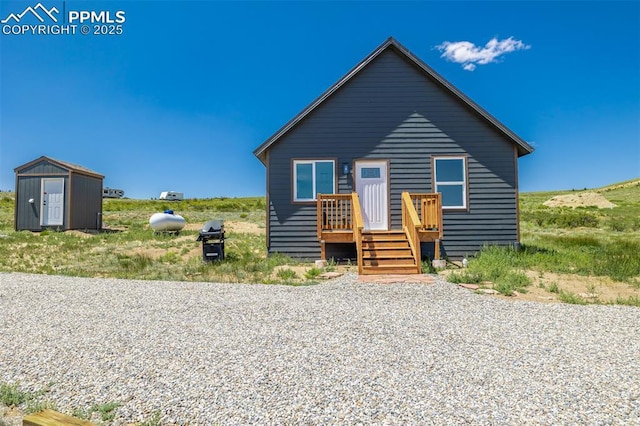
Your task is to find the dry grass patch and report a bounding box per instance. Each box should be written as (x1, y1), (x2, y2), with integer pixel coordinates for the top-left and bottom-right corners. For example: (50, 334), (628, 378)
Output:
(513, 271), (639, 304)
(543, 192), (615, 209)
(443, 268), (640, 304)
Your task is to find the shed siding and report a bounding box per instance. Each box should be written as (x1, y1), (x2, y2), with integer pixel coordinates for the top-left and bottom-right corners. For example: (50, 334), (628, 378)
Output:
(18, 161), (68, 175)
(15, 175), (69, 231)
(267, 48), (519, 259)
(14, 157), (103, 231)
(69, 174), (103, 230)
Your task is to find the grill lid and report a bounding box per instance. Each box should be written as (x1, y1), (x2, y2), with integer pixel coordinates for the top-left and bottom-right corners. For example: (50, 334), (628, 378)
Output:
(201, 220), (223, 233)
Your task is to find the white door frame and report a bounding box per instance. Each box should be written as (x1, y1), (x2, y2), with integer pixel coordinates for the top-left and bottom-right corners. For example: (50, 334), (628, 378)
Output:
(41, 178), (65, 226)
(354, 160), (389, 231)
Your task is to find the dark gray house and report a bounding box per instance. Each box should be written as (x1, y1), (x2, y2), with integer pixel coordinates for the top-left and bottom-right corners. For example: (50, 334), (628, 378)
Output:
(14, 156), (104, 231)
(253, 37), (534, 274)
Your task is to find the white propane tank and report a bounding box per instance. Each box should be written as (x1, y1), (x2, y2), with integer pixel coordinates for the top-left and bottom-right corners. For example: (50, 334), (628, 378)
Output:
(149, 210), (186, 232)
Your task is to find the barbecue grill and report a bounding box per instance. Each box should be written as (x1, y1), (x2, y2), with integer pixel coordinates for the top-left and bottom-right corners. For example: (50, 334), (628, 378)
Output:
(197, 220), (225, 261)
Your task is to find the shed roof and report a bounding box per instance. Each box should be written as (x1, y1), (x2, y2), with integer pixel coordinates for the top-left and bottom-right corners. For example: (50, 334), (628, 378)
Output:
(14, 155), (104, 179)
(254, 37), (534, 165)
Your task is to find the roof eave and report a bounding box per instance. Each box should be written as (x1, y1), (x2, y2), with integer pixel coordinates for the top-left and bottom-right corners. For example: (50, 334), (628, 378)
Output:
(14, 155), (104, 178)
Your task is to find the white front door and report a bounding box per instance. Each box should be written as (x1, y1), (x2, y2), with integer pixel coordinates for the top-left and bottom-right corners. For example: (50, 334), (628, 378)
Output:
(41, 178), (64, 226)
(355, 160), (388, 231)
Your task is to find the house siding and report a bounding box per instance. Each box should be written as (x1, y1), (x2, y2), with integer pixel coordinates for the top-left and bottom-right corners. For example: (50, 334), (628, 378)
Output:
(267, 47), (521, 260)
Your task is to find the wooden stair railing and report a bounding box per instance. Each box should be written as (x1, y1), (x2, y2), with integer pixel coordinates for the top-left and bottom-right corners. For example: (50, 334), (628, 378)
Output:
(351, 192), (364, 275)
(401, 191), (422, 274)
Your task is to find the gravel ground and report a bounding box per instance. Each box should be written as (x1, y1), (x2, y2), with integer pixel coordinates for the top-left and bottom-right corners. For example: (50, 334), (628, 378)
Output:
(1, 272), (639, 425)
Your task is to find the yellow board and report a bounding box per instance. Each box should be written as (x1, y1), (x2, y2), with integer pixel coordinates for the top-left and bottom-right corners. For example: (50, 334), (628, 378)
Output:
(22, 409), (95, 426)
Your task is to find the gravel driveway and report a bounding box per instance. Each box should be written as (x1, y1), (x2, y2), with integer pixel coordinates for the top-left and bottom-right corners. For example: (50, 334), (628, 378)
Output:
(1, 272), (639, 425)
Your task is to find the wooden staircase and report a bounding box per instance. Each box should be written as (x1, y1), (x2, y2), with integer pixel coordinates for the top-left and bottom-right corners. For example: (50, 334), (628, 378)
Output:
(361, 230), (420, 274)
(317, 192), (443, 276)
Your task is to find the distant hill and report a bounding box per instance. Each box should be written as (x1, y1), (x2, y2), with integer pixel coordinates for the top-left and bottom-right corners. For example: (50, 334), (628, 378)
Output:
(521, 178), (640, 209)
(593, 178), (640, 204)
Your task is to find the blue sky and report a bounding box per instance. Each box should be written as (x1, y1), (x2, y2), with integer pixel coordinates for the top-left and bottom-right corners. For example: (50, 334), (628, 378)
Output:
(1, 1), (638, 199)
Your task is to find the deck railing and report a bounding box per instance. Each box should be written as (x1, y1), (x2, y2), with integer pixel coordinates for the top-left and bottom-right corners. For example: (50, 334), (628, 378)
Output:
(409, 193), (443, 238)
(401, 192), (422, 273)
(317, 193), (354, 238)
(317, 193), (364, 273)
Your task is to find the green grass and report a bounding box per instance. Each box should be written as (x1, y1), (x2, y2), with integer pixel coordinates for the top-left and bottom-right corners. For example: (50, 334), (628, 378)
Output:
(276, 268), (297, 281)
(24, 399), (57, 415)
(547, 282), (560, 293)
(451, 179), (640, 301)
(0, 383), (30, 407)
(138, 411), (162, 426)
(304, 267), (321, 280)
(557, 290), (589, 305)
(612, 296), (640, 307)
(517, 180), (640, 286)
(0, 195), (300, 284)
(448, 245), (531, 296)
(69, 402), (121, 423)
(91, 402), (120, 422)
(0, 382), (53, 414)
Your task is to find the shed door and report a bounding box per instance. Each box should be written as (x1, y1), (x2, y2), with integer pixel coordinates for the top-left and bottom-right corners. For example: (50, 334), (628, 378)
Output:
(355, 160), (388, 231)
(41, 178), (64, 226)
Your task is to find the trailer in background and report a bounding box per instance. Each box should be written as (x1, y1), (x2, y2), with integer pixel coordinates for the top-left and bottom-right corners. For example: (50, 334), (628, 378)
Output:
(103, 187), (125, 198)
(159, 191), (183, 201)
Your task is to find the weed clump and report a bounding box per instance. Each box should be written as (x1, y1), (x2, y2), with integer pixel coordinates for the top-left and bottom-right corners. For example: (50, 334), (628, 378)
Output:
(447, 245), (531, 296)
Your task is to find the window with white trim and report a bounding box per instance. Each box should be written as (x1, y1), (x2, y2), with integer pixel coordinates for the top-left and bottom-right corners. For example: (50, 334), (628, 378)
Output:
(293, 160), (335, 201)
(434, 156), (467, 209)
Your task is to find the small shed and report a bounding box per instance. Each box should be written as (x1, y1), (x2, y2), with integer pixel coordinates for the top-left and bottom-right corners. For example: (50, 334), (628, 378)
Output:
(14, 156), (104, 231)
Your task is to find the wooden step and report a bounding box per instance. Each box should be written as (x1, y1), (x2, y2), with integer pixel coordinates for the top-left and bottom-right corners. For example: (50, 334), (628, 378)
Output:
(362, 257), (416, 267)
(358, 230), (419, 275)
(361, 265), (420, 275)
(362, 240), (410, 249)
(362, 248), (413, 258)
(361, 232), (406, 242)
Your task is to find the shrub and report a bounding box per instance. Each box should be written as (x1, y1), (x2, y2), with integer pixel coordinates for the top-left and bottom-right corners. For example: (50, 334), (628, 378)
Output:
(448, 245), (531, 295)
(613, 296), (640, 307)
(276, 268), (297, 281)
(492, 270), (531, 296)
(116, 254), (152, 272)
(447, 270), (482, 284)
(304, 267), (321, 279)
(0, 382), (29, 406)
(91, 402), (120, 422)
(522, 209), (599, 229)
(558, 291), (588, 305)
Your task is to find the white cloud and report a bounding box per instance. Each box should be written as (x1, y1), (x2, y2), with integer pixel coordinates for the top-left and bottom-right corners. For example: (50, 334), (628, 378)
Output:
(436, 37), (530, 71)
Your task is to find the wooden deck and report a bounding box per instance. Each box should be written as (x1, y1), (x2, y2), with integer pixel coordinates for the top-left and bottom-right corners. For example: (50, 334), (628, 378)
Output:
(317, 192), (443, 275)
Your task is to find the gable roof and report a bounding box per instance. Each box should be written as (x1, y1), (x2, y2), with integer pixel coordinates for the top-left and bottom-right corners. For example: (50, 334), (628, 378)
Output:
(254, 37), (534, 164)
(14, 155), (104, 179)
